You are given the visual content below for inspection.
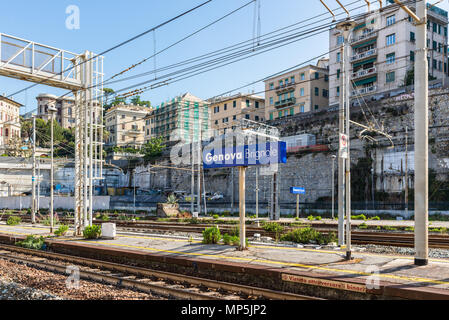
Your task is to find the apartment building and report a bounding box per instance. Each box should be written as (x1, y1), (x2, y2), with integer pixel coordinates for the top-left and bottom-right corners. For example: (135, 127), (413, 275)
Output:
(328, 2), (449, 107)
(36, 94), (76, 129)
(264, 59), (329, 121)
(0, 96), (22, 147)
(105, 103), (151, 148)
(144, 93), (211, 144)
(207, 93), (265, 135)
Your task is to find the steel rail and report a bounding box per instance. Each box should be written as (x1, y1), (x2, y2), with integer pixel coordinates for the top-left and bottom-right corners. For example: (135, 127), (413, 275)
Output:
(0, 243), (319, 300)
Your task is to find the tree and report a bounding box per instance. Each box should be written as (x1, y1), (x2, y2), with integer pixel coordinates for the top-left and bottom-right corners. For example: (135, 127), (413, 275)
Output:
(131, 95), (151, 107)
(142, 137), (166, 162)
(403, 67), (437, 86)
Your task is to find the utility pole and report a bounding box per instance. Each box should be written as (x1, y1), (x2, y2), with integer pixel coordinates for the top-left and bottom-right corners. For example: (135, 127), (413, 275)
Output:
(405, 126), (408, 218)
(331, 155), (336, 219)
(197, 117), (202, 215)
(336, 19), (356, 260)
(230, 167), (234, 215)
(48, 105), (57, 233)
(191, 133), (195, 215)
(31, 115), (36, 224)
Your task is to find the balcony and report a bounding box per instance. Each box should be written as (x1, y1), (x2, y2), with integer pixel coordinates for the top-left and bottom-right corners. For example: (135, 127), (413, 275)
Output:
(127, 127), (141, 135)
(352, 67), (377, 80)
(351, 85), (377, 97)
(351, 30), (377, 45)
(275, 82), (296, 94)
(351, 49), (377, 62)
(275, 97), (296, 108)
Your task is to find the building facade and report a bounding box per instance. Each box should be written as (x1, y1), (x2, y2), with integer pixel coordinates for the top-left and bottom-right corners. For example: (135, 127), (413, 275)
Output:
(207, 93), (265, 136)
(328, 2), (449, 107)
(0, 96), (22, 147)
(264, 59), (329, 121)
(36, 94), (76, 129)
(105, 103), (151, 148)
(144, 93), (211, 144)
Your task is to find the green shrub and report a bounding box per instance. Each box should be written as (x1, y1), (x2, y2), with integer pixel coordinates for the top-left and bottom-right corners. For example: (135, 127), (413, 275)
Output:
(16, 235), (45, 250)
(202, 226), (221, 244)
(223, 233), (231, 245)
(55, 225), (69, 237)
(281, 227), (336, 245)
(368, 216), (380, 221)
(213, 214), (219, 220)
(229, 226), (239, 237)
(83, 225), (102, 239)
(7, 216), (21, 226)
(307, 215), (315, 221)
(262, 222), (284, 241)
(295, 217), (300, 221)
(358, 223), (368, 229)
(315, 216), (322, 221)
(166, 194), (178, 205)
(98, 214), (110, 222)
(405, 227), (414, 232)
(351, 214), (367, 221)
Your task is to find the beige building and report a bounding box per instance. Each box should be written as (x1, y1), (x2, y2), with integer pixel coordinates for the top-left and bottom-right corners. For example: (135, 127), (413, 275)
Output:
(0, 96), (22, 147)
(264, 59), (329, 121)
(328, 2), (448, 107)
(207, 93), (265, 135)
(105, 103), (151, 148)
(36, 94), (76, 129)
(144, 93), (211, 144)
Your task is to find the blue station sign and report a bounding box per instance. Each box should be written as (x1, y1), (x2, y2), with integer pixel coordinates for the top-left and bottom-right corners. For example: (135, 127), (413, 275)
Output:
(290, 187), (306, 195)
(203, 141), (287, 169)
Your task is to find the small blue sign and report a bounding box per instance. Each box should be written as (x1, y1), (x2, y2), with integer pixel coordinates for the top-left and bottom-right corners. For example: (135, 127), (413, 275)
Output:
(290, 187), (306, 195)
(203, 142), (287, 169)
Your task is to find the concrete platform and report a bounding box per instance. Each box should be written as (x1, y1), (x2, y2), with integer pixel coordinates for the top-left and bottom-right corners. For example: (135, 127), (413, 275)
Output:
(2, 222), (449, 299)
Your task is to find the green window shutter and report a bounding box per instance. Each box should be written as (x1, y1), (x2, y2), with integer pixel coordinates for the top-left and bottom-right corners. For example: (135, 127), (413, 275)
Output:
(353, 76), (377, 86)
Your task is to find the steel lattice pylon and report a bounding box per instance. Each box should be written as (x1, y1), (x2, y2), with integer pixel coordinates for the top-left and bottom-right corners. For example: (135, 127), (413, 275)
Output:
(73, 51), (104, 235)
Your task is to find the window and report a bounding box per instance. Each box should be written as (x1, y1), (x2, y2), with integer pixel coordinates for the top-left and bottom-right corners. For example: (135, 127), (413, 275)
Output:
(290, 108), (294, 116)
(300, 88), (305, 96)
(337, 69), (341, 79)
(433, 22), (437, 33)
(269, 97), (274, 105)
(269, 83), (274, 90)
(336, 52), (341, 62)
(255, 101), (259, 108)
(233, 101), (236, 108)
(300, 73), (305, 80)
(433, 59), (437, 70)
(290, 92), (294, 98)
(245, 114), (250, 120)
(386, 71), (395, 83)
(386, 52), (395, 64)
(315, 87), (319, 96)
(315, 72), (319, 80)
(386, 34), (395, 46)
(324, 74), (329, 82)
(214, 120), (218, 125)
(284, 110), (289, 117)
(410, 32), (415, 42)
(270, 113), (273, 120)
(336, 86), (340, 97)
(337, 35), (344, 45)
(386, 15), (395, 26)
(224, 104), (227, 111)
(300, 104), (305, 113)
(433, 41), (437, 51)
(255, 116), (259, 121)
(315, 105), (319, 110)
(322, 89), (328, 97)
(233, 115), (236, 120)
(291, 76), (295, 83)
(438, 24), (442, 35)
(410, 51), (415, 61)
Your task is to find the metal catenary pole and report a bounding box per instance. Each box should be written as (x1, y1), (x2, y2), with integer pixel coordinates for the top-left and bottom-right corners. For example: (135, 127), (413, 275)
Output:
(31, 115), (36, 224)
(413, 0), (429, 265)
(338, 37), (346, 247)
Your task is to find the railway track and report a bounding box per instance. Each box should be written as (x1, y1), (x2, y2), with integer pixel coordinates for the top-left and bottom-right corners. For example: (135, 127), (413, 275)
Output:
(0, 243), (320, 300)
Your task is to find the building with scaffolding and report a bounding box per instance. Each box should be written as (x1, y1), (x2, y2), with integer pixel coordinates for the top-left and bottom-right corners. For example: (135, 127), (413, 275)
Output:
(328, 1), (449, 108)
(264, 59), (329, 121)
(207, 93), (265, 136)
(144, 93), (211, 144)
(0, 95), (22, 147)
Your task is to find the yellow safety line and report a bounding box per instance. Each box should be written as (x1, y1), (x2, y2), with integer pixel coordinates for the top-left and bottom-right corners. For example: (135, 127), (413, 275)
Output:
(86, 240), (449, 286)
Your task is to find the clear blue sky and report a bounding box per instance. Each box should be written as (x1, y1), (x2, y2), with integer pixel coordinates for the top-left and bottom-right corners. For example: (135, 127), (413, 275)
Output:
(1, 0), (448, 114)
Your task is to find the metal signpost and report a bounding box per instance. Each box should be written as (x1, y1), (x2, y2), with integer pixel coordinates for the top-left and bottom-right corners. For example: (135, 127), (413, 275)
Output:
(290, 187), (306, 219)
(203, 141), (287, 250)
